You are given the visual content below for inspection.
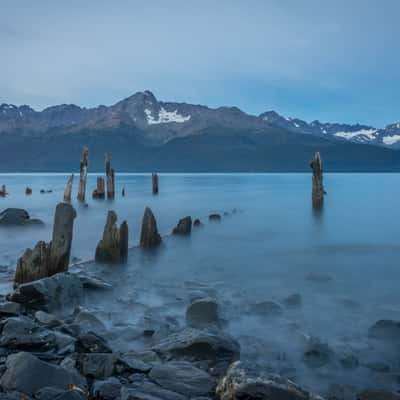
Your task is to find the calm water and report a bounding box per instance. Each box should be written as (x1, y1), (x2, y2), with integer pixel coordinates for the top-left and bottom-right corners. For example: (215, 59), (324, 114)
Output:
(1, 173), (400, 394)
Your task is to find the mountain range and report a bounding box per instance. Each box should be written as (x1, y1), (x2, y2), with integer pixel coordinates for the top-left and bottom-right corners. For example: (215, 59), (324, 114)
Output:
(1, 90), (400, 172)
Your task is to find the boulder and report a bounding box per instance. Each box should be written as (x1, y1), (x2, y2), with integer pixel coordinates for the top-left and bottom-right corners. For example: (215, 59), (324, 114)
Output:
(140, 207), (162, 248)
(0, 301), (22, 316)
(93, 377), (122, 400)
(121, 380), (187, 400)
(9, 272), (83, 312)
(0, 208), (43, 225)
(283, 294), (302, 308)
(209, 214), (221, 221)
(368, 319), (400, 342)
(216, 361), (323, 400)
(0, 352), (86, 395)
(186, 297), (219, 328)
(75, 333), (112, 353)
(172, 217), (192, 235)
(193, 219), (202, 227)
(149, 361), (215, 396)
(357, 389), (400, 400)
(77, 353), (117, 379)
(303, 338), (333, 368)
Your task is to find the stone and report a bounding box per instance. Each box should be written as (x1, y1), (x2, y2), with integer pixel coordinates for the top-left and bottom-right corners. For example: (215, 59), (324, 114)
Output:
(152, 173), (159, 194)
(0, 208), (43, 225)
(149, 361), (215, 396)
(303, 338), (333, 368)
(77, 146), (89, 202)
(368, 319), (400, 342)
(172, 216), (192, 235)
(14, 203), (76, 285)
(9, 272), (83, 312)
(75, 333), (112, 353)
(79, 275), (113, 290)
(193, 219), (202, 227)
(0, 301), (22, 316)
(283, 293), (302, 308)
(186, 297), (219, 328)
(34, 310), (62, 327)
(63, 174), (74, 203)
(209, 213), (221, 221)
(119, 352), (152, 373)
(216, 361), (322, 400)
(0, 352), (86, 395)
(310, 151), (324, 209)
(105, 152), (115, 199)
(93, 176), (105, 199)
(93, 377), (122, 400)
(77, 353), (117, 379)
(140, 207), (162, 248)
(95, 211), (129, 263)
(339, 353), (359, 369)
(248, 301), (283, 317)
(72, 310), (107, 336)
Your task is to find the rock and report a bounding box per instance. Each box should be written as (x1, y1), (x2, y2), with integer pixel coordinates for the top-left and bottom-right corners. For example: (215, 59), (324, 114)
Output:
(152, 328), (240, 371)
(216, 361), (322, 400)
(25, 187), (32, 195)
(34, 310), (62, 327)
(140, 207), (162, 248)
(0, 208), (43, 225)
(92, 176), (105, 199)
(248, 301), (283, 317)
(283, 293), (302, 308)
(77, 353), (117, 379)
(303, 338), (333, 368)
(95, 211), (129, 263)
(193, 219), (202, 227)
(368, 319), (400, 342)
(119, 352), (152, 373)
(0, 301), (22, 316)
(72, 310), (107, 335)
(93, 377), (122, 400)
(14, 203), (76, 285)
(172, 217), (192, 235)
(75, 333), (112, 353)
(339, 353), (359, 369)
(326, 384), (357, 400)
(121, 380), (187, 400)
(365, 361), (391, 372)
(79, 275), (113, 290)
(0, 352), (86, 395)
(149, 361), (215, 396)
(209, 214), (221, 221)
(357, 390), (400, 400)
(9, 272), (83, 312)
(311, 151), (324, 209)
(186, 297), (219, 328)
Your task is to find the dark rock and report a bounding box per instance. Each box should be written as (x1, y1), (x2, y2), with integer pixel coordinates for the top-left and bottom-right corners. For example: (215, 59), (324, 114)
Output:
(79, 275), (113, 290)
(35, 387), (86, 400)
(283, 293), (302, 308)
(303, 338), (333, 368)
(119, 352), (152, 373)
(368, 319), (400, 342)
(72, 310), (107, 335)
(121, 380), (187, 400)
(193, 219), (202, 227)
(77, 353), (117, 379)
(365, 361), (391, 372)
(75, 333), (112, 353)
(357, 389), (400, 400)
(186, 297), (219, 328)
(339, 353), (359, 369)
(140, 207), (162, 248)
(172, 216), (192, 235)
(34, 310), (62, 327)
(93, 377), (122, 400)
(209, 214), (221, 221)
(149, 361), (215, 396)
(248, 301), (283, 317)
(9, 272), (83, 312)
(0, 208), (43, 225)
(0, 352), (86, 395)
(216, 361), (322, 400)
(25, 187), (32, 195)
(0, 301), (22, 316)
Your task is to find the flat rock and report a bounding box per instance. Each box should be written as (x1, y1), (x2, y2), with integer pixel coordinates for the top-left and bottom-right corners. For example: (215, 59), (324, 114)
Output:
(0, 352), (86, 395)
(0, 208), (44, 226)
(93, 377), (122, 400)
(186, 297), (219, 328)
(0, 301), (22, 316)
(358, 390), (400, 400)
(34, 310), (62, 327)
(149, 361), (215, 396)
(75, 333), (112, 353)
(121, 380), (187, 400)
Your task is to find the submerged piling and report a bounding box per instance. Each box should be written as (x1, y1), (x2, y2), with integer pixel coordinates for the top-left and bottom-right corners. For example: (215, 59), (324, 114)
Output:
(310, 151), (324, 209)
(77, 147), (89, 202)
(152, 173), (159, 195)
(140, 207), (162, 248)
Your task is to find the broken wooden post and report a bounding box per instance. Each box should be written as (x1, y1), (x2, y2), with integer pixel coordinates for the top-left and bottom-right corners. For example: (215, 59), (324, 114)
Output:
(105, 152), (115, 199)
(63, 174), (74, 203)
(95, 210), (128, 263)
(310, 151), (324, 209)
(121, 188), (125, 197)
(172, 216), (192, 235)
(14, 202), (76, 285)
(92, 177), (105, 199)
(140, 207), (162, 248)
(25, 187), (32, 195)
(152, 173), (159, 195)
(77, 147), (89, 202)
(0, 185), (7, 197)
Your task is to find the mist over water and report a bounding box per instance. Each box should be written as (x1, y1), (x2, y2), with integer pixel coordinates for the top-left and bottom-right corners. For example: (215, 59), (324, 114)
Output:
(1, 173), (400, 395)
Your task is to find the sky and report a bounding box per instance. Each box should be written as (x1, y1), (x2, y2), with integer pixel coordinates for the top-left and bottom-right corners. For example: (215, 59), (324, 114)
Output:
(1, 0), (400, 127)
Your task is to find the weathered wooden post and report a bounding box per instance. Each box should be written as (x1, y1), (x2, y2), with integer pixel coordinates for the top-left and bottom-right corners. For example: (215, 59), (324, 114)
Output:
(77, 147), (89, 202)
(0, 185), (7, 197)
(140, 207), (162, 248)
(121, 188), (125, 197)
(310, 152), (324, 209)
(92, 177), (105, 199)
(25, 187), (32, 195)
(152, 173), (159, 195)
(105, 152), (115, 199)
(119, 220), (129, 261)
(63, 174), (74, 203)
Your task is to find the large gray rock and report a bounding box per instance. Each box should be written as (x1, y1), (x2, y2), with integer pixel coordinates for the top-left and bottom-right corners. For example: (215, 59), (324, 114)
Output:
(0, 208), (43, 225)
(149, 361), (215, 396)
(172, 216), (192, 235)
(216, 361), (323, 400)
(9, 272), (83, 312)
(186, 297), (219, 328)
(0, 352), (86, 395)
(140, 207), (162, 248)
(303, 338), (333, 368)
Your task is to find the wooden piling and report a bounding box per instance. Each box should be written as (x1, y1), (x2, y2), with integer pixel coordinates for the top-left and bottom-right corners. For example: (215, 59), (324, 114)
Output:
(92, 177), (105, 199)
(152, 173), (159, 195)
(63, 174), (74, 203)
(310, 152), (324, 209)
(77, 147), (89, 202)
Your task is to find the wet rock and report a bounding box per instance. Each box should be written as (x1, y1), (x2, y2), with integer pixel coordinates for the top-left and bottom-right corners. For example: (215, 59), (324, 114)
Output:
(303, 338), (333, 368)
(0, 208), (43, 225)
(79, 274), (113, 290)
(209, 213), (221, 221)
(149, 361), (215, 396)
(306, 272), (333, 283)
(193, 219), (202, 227)
(140, 207), (162, 248)
(95, 211), (129, 263)
(365, 361), (391, 372)
(283, 293), (302, 308)
(77, 353), (117, 379)
(35, 387), (86, 400)
(0, 301), (22, 316)
(9, 272), (83, 312)
(216, 361), (322, 400)
(121, 380), (187, 400)
(75, 333), (112, 353)
(119, 352), (152, 373)
(72, 310), (107, 335)
(34, 310), (62, 327)
(93, 377), (122, 399)
(368, 319), (400, 342)
(358, 389), (400, 400)
(248, 300), (283, 317)
(172, 216), (192, 235)
(0, 352), (86, 395)
(339, 353), (359, 369)
(186, 297), (219, 328)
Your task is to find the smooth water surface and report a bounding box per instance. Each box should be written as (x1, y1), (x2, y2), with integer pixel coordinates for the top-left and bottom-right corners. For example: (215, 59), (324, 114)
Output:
(0, 173), (399, 394)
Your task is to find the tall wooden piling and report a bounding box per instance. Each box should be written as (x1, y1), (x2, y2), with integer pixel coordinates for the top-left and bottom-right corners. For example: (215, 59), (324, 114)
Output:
(152, 173), (159, 195)
(92, 177), (105, 199)
(77, 147), (89, 202)
(310, 152), (324, 209)
(63, 174), (74, 203)
(105, 152), (115, 199)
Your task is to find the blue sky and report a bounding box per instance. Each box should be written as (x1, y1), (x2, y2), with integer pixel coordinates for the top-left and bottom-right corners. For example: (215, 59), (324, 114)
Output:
(1, 0), (399, 127)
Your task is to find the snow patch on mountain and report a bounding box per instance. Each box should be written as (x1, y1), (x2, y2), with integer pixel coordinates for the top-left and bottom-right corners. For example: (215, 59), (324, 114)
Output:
(145, 107), (191, 125)
(383, 135), (400, 145)
(334, 129), (377, 140)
